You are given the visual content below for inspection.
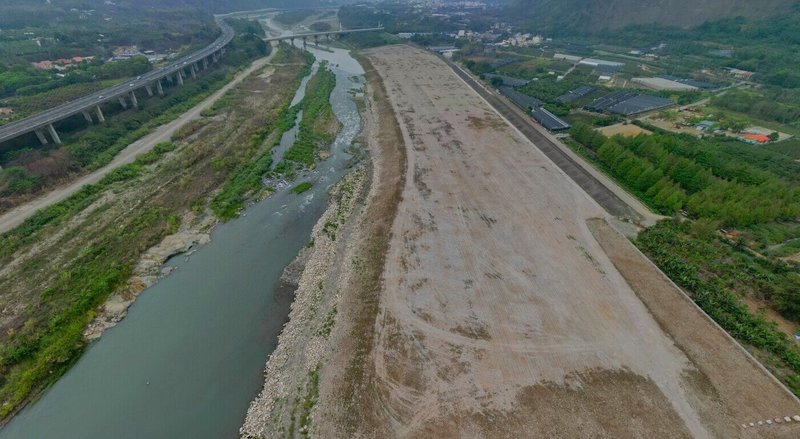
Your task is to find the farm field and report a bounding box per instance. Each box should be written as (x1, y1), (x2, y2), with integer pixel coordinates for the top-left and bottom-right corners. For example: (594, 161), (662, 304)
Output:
(598, 122), (651, 137)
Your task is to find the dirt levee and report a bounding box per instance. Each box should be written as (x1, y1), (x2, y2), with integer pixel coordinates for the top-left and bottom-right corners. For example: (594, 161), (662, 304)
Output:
(359, 45), (799, 438)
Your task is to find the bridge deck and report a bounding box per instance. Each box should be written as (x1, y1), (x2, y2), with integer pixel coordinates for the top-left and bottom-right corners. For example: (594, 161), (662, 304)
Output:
(264, 27), (383, 42)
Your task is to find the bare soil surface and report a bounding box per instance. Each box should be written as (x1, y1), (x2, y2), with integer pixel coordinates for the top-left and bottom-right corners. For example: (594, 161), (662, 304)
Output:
(445, 59), (663, 227)
(598, 123), (653, 137)
(353, 45), (800, 438)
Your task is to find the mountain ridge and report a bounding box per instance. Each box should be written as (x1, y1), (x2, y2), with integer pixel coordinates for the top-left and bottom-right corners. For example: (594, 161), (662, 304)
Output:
(508, 0), (798, 32)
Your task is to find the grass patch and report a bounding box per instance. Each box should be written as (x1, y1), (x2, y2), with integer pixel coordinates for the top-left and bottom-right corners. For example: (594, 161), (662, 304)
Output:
(333, 32), (401, 50)
(210, 50), (314, 221)
(276, 63), (339, 175)
(287, 364), (321, 438)
(291, 181), (313, 194)
(0, 197), (170, 419)
(0, 159), (154, 261)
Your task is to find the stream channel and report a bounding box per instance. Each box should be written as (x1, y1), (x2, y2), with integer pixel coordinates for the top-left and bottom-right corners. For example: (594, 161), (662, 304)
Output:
(0, 42), (365, 439)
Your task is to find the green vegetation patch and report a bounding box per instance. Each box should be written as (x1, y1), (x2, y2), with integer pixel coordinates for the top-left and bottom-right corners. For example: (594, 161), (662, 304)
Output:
(636, 220), (800, 394)
(570, 123), (800, 227)
(291, 181), (313, 194)
(275, 64), (340, 176)
(274, 10), (315, 26)
(713, 89), (800, 127)
(335, 32), (401, 50)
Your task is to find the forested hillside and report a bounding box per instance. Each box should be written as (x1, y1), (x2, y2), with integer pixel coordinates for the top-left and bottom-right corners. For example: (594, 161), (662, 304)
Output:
(507, 0), (797, 33)
(131, 0), (320, 13)
(0, 1), (319, 28)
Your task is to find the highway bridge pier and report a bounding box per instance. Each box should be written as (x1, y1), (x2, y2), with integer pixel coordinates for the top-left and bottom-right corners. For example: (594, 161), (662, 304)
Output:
(34, 123), (62, 145)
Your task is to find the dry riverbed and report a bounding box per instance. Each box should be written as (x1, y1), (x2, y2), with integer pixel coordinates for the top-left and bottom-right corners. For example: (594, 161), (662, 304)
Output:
(239, 51), (408, 437)
(286, 45), (800, 438)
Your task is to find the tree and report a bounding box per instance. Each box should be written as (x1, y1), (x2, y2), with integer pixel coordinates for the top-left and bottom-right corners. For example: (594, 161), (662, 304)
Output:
(769, 131), (780, 142)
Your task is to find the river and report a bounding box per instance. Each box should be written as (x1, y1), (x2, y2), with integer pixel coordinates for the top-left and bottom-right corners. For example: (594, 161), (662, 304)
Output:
(0, 42), (364, 439)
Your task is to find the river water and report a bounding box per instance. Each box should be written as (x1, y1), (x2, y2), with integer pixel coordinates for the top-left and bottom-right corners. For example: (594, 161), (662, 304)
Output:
(0, 43), (364, 439)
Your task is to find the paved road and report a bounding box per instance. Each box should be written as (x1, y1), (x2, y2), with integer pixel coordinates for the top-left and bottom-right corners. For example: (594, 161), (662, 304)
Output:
(445, 58), (650, 223)
(0, 19), (234, 144)
(0, 50), (277, 235)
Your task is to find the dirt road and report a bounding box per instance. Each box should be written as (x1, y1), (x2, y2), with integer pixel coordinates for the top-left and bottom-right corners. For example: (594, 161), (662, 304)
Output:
(0, 49), (276, 235)
(358, 45), (800, 438)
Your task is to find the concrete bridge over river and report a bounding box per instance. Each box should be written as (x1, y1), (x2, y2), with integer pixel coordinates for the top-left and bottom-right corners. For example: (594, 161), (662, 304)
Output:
(264, 26), (384, 45)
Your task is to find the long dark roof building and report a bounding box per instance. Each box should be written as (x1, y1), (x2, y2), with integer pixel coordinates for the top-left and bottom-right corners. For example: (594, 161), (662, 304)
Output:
(585, 91), (675, 116)
(498, 86), (542, 109)
(531, 106), (571, 131)
(557, 85), (596, 103)
(484, 73), (529, 87)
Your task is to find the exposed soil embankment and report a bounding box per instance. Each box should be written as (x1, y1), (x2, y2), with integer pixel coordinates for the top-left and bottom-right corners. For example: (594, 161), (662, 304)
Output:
(83, 211), (215, 340)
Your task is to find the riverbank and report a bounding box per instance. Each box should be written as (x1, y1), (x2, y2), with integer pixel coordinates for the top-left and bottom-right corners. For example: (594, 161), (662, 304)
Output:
(0, 47), (311, 424)
(240, 164), (369, 437)
(240, 50), (408, 437)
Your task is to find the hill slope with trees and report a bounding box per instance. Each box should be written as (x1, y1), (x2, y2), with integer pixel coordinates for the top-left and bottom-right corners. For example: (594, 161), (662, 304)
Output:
(508, 0), (797, 33)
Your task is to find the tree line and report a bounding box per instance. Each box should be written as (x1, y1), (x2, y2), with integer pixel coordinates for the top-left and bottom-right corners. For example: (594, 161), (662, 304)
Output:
(571, 123), (800, 226)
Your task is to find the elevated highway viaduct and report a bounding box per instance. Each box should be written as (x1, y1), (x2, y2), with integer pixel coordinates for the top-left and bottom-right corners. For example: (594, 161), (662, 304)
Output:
(0, 17), (235, 147)
(0, 23), (384, 148)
